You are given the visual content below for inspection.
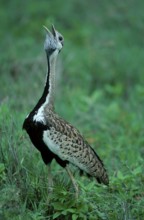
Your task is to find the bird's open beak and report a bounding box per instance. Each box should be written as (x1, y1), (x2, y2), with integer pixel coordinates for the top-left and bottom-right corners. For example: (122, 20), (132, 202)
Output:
(43, 25), (56, 38)
(43, 25), (51, 35)
(51, 24), (56, 37)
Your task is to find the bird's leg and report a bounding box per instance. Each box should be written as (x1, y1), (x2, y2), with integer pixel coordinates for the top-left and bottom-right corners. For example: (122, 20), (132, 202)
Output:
(65, 165), (79, 199)
(47, 164), (53, 193)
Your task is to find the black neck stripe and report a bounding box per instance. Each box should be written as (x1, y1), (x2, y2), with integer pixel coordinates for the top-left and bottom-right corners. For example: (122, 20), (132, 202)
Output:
(30, 56), (50, 115)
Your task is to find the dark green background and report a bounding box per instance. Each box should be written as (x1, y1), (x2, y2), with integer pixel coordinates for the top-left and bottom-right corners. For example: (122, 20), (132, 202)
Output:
(0, 0), (144, 219)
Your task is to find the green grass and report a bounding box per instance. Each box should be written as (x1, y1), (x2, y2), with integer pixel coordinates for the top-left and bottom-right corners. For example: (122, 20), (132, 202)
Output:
(0, 0), (144, 219)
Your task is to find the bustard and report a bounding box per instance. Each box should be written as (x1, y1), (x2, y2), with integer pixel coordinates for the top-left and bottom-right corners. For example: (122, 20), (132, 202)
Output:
(23, 25), (109, 197)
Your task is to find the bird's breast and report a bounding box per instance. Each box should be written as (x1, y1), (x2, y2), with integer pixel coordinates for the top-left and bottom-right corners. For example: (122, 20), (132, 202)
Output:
(43, 128), (68, 160)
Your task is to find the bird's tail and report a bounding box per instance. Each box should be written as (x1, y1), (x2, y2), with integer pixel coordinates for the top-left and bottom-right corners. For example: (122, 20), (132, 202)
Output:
(96, 169), (109, 185)
(95, 152), (109, 185)
(87, 146), (109, 185)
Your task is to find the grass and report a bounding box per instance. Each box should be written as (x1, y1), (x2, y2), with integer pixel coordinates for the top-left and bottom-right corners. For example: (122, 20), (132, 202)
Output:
(0, 0), (144, 219)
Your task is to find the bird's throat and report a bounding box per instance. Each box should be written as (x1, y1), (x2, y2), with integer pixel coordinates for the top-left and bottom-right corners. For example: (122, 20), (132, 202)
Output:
(32, 52), (58, 123)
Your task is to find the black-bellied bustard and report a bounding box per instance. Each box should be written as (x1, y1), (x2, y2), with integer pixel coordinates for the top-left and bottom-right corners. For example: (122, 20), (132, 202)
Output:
(23, 25), (109, 197)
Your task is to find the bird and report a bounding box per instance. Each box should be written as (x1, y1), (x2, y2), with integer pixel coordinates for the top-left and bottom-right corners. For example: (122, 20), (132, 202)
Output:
(23, 25), (109, 197)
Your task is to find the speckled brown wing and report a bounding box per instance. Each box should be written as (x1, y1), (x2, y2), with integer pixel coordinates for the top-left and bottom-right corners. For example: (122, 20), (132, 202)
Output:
(44, 109), (109, 185)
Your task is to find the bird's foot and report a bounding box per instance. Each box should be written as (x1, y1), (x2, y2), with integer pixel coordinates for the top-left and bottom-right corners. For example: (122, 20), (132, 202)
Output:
(66, 165), (79, 199)
(74, 184), (79, 200)
(48, 177), (54, 194)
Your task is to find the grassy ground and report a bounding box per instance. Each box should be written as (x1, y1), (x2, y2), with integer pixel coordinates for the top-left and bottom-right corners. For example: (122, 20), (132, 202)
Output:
(0, 0), (144, 219)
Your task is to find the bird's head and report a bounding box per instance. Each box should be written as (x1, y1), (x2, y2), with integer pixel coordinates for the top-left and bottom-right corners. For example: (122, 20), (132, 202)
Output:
(43, 25), (64, 57)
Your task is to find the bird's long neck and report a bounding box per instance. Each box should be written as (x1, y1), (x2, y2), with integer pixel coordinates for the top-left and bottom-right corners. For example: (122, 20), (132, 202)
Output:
(31, 51), (58, 117)
(44, 52), (57, 108)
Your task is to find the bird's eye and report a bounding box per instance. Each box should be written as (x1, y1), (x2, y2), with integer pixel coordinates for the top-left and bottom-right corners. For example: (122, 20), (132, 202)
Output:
(58, 36), (63, 42)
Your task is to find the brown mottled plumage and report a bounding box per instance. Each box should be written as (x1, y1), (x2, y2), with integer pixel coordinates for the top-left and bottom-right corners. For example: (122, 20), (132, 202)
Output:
(44, 108), (109, 185)
(23, 25), (109, 196)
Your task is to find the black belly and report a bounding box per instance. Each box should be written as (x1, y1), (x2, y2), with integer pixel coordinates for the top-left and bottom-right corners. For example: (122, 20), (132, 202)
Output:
(23, 118), (68, 167)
